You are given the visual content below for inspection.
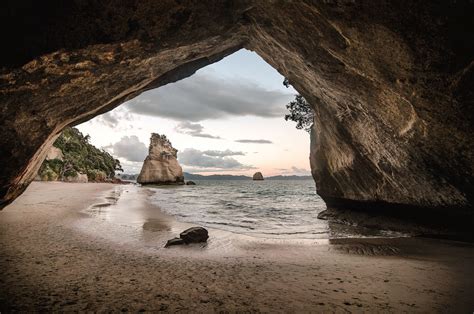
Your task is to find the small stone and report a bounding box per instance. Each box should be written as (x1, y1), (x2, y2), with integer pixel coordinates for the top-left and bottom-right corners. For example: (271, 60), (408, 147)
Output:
(179, 227), (209, 244)
(164, 237), (185, 248)
(186, 181), (196, 185)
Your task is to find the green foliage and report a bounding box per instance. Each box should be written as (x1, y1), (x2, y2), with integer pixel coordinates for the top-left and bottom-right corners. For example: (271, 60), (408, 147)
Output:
(38, 127), (122, 181)
(283, 79), (314, 132)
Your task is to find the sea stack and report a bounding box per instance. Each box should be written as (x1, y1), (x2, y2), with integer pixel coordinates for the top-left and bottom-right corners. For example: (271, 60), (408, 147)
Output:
(253, 172), (264, 181)
(137, 133), (184, 185)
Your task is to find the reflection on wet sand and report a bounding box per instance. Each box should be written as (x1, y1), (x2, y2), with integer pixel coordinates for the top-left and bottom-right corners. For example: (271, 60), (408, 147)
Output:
(142, 218), (172, 233)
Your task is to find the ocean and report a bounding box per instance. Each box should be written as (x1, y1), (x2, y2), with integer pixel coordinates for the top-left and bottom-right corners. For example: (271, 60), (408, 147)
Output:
(146, 179), (328, 239)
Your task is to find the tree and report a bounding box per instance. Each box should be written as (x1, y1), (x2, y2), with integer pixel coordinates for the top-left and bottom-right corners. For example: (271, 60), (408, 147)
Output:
(283, 79), (314, 132)
(38, 127), (124, 181)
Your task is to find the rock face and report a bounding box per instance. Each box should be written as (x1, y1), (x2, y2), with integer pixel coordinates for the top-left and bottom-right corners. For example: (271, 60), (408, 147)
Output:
(63, 173), (88, 183)
(137, 134), (184, 185)
(253, 172), (264, 181)
(45, 147), (63, 161)
(0, 2), (473, 227)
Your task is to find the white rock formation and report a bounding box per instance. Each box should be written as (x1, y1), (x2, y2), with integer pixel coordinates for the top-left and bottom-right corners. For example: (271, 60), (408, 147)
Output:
(137, 134), (184, 185)
(45, 146), (64, 161)
(64, 173), (88, 183)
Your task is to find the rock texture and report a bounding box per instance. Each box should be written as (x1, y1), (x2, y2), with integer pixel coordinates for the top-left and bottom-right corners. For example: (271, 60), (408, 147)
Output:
(164, 237), (185, 248)
(63, 173), (88, 183)
(253, 172), (264, 181)
(165, 227), (209, 248)
(137, 134), (184, 185)
(0, 1), (473, 226)
(45, 147), (63, 161)
(179, 227), (209, 244)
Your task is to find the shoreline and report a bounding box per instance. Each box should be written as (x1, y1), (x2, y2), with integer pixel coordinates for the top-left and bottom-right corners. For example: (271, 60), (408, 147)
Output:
(1, 182), (473, 311)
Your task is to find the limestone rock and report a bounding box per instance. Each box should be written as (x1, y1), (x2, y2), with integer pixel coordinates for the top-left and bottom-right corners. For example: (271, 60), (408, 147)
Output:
(45, 146), (63, 161)
(0, 2), (473, 230)
(179, 227), (209, 244)
(64, 173), (88, 183)
(253, 172), (264, 181)
(137, 134), (184, 185)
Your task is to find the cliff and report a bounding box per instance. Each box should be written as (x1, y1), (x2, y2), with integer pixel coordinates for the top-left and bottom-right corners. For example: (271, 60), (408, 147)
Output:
(137, 134), (184, 185)
(0, 1), (473, 230)
(37, 127), (122, 182)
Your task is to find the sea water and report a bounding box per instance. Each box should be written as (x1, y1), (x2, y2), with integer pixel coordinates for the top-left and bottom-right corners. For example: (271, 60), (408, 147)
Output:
(146, 180), (330, 239)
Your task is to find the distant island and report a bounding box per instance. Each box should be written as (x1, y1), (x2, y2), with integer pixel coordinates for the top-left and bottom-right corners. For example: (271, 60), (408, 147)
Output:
(185, 173), (312, 180)
(265, 175), (313, 180)
(118, 172), (312, 181)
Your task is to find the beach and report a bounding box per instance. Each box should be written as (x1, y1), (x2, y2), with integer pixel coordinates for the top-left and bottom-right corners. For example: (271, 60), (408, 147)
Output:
(0, 182), (473, 312)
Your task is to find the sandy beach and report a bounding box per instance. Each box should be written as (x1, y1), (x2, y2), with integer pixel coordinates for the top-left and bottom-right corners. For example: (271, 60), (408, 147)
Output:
(0, 182), (473, 312)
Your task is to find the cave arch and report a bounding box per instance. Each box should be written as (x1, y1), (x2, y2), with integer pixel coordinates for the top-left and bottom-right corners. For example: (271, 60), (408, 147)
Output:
(1, 1), (473, 225)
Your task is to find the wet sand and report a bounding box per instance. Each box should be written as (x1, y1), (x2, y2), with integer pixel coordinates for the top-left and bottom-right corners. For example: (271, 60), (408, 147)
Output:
(0, 182), (473, 312)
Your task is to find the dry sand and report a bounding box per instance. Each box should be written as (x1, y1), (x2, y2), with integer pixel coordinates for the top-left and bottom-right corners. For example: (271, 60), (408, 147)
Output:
(0, 182), (473, 312)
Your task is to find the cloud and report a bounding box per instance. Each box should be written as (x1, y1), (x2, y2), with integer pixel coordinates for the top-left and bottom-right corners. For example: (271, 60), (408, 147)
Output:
(235, 139), (273, 144)
(103, 136), (148, 162)
(98, 112), (119, 128)
(95, 108), (134, 128)
(275, 166), (311, 175)
(125, 72), (293, 121)
(175, 122), (221, 139)
(203, 149), (245, 157)
(119, 161), (143, 174)
(291, 166), (310, 174)
(178, 148), (253, 170)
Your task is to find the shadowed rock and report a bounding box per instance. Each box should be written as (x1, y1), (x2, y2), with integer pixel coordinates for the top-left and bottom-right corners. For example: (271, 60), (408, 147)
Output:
(186, 181), (196, 185)
(253, 172), (264, 181)
(164, 237), (185, 248)
(164, 227), (209, 248)
(179, 227), (209, 244)
(0, 1), (473, 230)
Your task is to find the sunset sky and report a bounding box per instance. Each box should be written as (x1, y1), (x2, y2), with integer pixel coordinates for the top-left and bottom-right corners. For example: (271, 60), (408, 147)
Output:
(77, 49), (311, 176)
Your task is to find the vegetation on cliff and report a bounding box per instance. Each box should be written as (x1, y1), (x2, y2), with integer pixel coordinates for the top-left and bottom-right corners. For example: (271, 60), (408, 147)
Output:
(283, 78), (314, 132)
(38, 127), (122, 181)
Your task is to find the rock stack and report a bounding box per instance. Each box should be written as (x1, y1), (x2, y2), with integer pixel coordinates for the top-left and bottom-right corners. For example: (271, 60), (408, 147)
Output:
(137, 133), (184, 185)
(253, 172), (264, 180)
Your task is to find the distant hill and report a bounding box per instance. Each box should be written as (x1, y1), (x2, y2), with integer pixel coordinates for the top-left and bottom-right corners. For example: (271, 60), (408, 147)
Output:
(38, 127), (122, 182)
(184, 172), (312, 180)
(266, 175), (313, 180)
(184, 173), (251, 180)
(117, 173), (139, 181)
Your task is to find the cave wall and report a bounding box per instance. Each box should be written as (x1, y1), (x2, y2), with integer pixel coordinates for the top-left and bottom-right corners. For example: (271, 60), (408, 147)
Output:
(244, 1), (474, 212)
(1, 1), (473, 217)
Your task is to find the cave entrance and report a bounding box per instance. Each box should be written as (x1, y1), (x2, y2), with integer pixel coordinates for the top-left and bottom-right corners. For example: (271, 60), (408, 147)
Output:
(36, 48), (329, 239)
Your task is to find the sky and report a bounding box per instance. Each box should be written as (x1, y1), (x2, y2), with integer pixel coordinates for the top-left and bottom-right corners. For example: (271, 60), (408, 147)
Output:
(77, 49), (311, 176)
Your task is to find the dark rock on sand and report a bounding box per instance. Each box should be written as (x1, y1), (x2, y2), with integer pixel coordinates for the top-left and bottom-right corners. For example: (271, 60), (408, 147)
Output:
(179, 227), (209, 244)
(186, 181), (196, 185)
(253, 172), (264, 181)
(164, 237), (185, 248)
